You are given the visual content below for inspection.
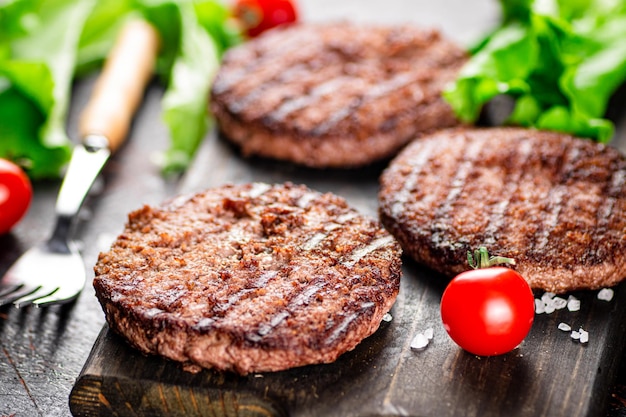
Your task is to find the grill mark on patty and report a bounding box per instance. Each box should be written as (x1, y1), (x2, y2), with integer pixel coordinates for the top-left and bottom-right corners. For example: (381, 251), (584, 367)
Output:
(236, 66), (425, 136)
(225, 63), (311, 114)
(325, 302), (376, 347)
(215, 270), (280, 316)
(532, 143), (582, 252)
(597, 169), (625, 229)
(303, 232), (331, 251)
(533, 186), (567, 252)
(252, 232), (394, 340)
(214, 31), (322, 94)
(343, 235), (397, 267)
(269, 76), (355, 123)
(247, 277), (328, 342)
(296, 191), (319, 208)
(302, 226), (342, 251)
(311, 98), (362, 136)
(430, 136), (485, 248)
(246, 182), (272, 198)
(587, 156), (626, 262)
(309, 72), (418, 136)
(251, 232), (394, 341)
(483, 138), (534, 246)
(272, 279), (327, 333)
(389, 138), (439, 220)
(302, 212), (361, 251)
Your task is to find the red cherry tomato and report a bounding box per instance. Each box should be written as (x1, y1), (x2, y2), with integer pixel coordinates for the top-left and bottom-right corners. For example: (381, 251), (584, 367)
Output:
(440, 267), (535, 356)
(234, 0), (298, 38)
(0, 159), (33, 234)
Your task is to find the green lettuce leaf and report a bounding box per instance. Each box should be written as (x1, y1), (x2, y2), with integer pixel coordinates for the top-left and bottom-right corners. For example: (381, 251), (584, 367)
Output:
(444, 0), (626, 143)
(0, 0), (240, 179)
(140, 0), (241, 175)
(0, 0), (96, 178)
(158, 2), (220, 174)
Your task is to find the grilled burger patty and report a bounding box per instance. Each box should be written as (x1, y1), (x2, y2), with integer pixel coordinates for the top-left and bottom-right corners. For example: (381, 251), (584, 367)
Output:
(210, 22), (467, 168)
(94, 183), (402, 374)
(379, 127), (626, 293)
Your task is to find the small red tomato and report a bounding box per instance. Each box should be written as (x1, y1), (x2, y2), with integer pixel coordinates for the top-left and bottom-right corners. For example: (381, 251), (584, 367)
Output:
(0, 158), (33, 234)
(440, 267), (535, 356)
(234, 0), (298, 38)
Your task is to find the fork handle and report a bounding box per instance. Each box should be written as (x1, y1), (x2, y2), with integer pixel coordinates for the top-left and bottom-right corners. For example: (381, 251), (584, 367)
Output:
(54, 20), (159, 224)
(78, 19), (160, 152)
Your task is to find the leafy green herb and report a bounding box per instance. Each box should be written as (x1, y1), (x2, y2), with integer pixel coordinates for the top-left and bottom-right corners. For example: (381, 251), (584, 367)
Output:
(144, 0), (241, 175)
(0, 0), (96, 179)
(147, 1), (235, 175)
(0, 0), (240, 179)
(444, 0), (626, 143)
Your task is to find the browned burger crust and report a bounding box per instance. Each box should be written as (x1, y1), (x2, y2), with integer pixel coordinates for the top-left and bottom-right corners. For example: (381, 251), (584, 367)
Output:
(94, 183), (402, 374)
(210, 22), (467, 168)
(378, 127), (626, 293)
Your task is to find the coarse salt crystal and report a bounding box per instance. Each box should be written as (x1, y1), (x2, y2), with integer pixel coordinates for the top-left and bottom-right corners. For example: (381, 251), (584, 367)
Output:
(552, 297), (567, 310)
(410, 333), (429, 351)
(558, 323), (571, 332)
(567, 296), (581, 312)
(597, 288), (614, 302)
(424, 328), (434, 340)
(382, 313), (393, 323)
(541, 292), (556, 303)
(571, 331), (580, 340)
(579, 328), (589, 344)
(535, 299), (546, 314)
(537, 292), (568, 315)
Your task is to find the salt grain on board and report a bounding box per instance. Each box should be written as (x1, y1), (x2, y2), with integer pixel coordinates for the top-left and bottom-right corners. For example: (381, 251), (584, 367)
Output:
(552, 297), (567, 310)
(535, 298), (546, 314)
(558, 323), (571, 332)
(567, 296), (581, 312)
(410, 333), (429, 351)
(424, 328), (434, 340)
(597, 288), (614, 302)
(570, 328), (589, 344)
(579, 328), (589, 344)
(536, 292), (568, 314)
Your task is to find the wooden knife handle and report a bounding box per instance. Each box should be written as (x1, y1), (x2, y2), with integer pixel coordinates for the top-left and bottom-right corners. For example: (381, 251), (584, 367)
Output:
(79, 19), (160, 152)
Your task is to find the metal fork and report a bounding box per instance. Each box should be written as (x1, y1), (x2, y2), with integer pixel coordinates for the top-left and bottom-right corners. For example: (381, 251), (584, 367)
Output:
(0, 20), (159, 308)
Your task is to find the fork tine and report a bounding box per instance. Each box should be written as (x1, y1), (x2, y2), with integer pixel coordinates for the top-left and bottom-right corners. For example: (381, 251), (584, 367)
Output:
(0, 285), (42, 307)
(12, 287), (59, 309)
(0, 284), (24, 298)
(32, 288), (79, 308)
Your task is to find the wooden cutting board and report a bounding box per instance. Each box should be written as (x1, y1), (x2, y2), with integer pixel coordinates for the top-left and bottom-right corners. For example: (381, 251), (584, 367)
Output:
(69, 288), (626, 417)
(69, 128), (626, 417)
